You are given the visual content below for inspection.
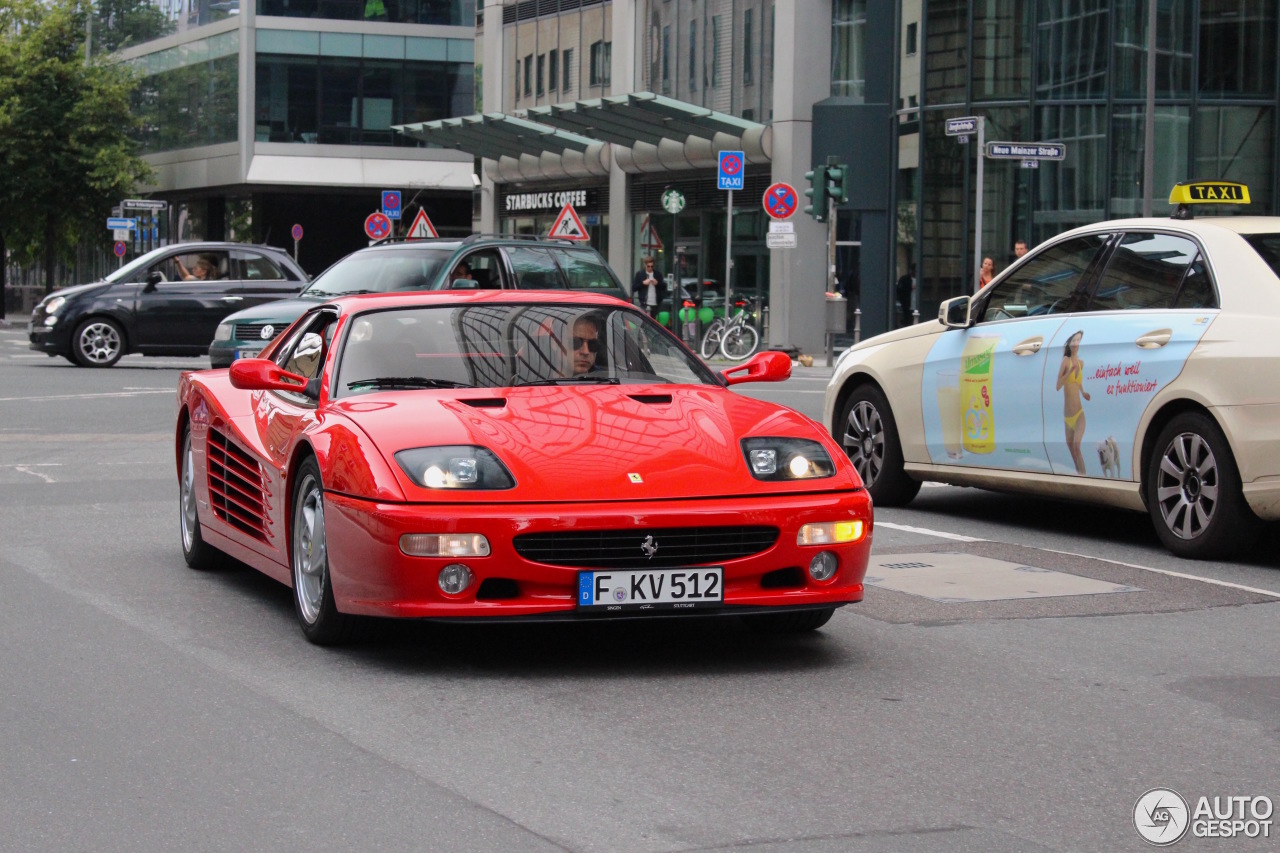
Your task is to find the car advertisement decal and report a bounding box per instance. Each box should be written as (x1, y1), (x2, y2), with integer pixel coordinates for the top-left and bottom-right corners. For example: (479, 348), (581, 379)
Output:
(921, 318), (1067, 472)
(921, 312), (1216, 479)
(1041, 312), (1216, 479)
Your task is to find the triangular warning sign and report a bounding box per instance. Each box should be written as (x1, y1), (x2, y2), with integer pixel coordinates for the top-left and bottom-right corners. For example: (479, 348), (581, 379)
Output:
(638, 214), (664, 251)
(548, 204), (590, 241)
(405, 208), (439, 240)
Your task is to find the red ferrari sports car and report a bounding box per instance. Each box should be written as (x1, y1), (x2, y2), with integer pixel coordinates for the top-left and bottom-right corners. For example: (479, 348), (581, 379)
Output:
(176, 291), (873, 644)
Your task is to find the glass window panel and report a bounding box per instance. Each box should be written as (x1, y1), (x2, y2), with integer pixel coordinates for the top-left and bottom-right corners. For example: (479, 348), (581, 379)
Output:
(363, 35), (404, 60)
(920, 110), (967, 312)
(1035, 105), (1107, 242)
(973, 107), (1030, 270)
(507, 247), (566, 289)
(447, 39), (474, 63)
(924, 0), (967, 106)
(1193, 107), (1273, 214)
(257, 30), (320, 56)
(406, 38), (448, 61)
(1200, 0), (1276, 97)
(831, 0), (867, 99)
(563, 48), (573, 93)
(743, 11), (753, 85)
(971, 0), (1029, 100)
(320, 32), (362, 58)
(689, 20), (697, 92)
(1110, 106), (1190, 218)
(258, 0), (474, 24)
(1113, 0), (1193, 98)
(132, 53), (238, 154)
(255, 55), (319, 142)
(1091, 232), (1198, 311)
(1035, 0), (1107, 99)
(319, 60), (360, 144)
(551, 249), (624, 292)
(549, 50), (558, 92)
(982, 234), (1110, 320)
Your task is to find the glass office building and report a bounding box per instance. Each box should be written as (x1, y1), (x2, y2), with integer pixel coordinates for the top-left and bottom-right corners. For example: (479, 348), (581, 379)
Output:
(887, 0), (1279, 326)
(106, 0), (478, 274)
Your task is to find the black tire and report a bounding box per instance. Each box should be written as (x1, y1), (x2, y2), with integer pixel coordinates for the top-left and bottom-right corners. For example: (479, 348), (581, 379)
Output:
(72, 317), (125, 367)
(290, 457), (357, 645)
(179, 429), (227, 570)
(837, 384), (921, 506)
(1145, 411), (1258, 559)
(742, 607), (836, 634)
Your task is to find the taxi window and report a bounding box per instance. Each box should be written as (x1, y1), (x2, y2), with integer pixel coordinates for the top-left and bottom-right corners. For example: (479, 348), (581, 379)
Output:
(1173, 255), (1217, 309)
(1090, 232), (1200, 311)
(982, 234), (1109, 321)
(1243, 233), (1280, 279)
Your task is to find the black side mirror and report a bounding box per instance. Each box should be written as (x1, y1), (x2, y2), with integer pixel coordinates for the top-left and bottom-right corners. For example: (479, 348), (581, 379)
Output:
(145, 271), (163, 291)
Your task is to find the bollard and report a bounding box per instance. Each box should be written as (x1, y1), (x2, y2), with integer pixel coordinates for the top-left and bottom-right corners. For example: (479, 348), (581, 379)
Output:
(761, 304), (770, 344)
(853, 308), (862, 344)
(911, 308), (919, 325)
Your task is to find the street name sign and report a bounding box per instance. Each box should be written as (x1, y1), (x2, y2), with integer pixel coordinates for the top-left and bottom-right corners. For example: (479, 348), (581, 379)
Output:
(985, 141), (1067, 160)
(122, 199), (167, 210)
(945, 117), (979, 136)
(766, 232), (797, 249)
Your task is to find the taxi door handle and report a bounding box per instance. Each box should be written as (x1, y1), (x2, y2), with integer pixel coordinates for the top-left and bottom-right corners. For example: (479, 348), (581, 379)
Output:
(1012, 336), (1043, 356)
(1136, 328), (1172, 349)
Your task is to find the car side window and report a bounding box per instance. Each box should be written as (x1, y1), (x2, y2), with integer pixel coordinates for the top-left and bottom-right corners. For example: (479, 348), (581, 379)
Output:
(1172, 254), (1218, 309)
(161, 251), (230, 284)
(448, 250), (503, 289)
(550, 248), (622, 292)
(239, 252), (286, 281)
(275, 313), (337, 402)
(981, 234), (1110, 321)
(506, 247), (566, 290)
(1089, 232), (1200, 311)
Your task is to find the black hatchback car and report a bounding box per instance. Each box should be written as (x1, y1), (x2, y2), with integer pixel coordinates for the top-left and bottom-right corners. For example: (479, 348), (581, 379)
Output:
(28, 242), (308, 367)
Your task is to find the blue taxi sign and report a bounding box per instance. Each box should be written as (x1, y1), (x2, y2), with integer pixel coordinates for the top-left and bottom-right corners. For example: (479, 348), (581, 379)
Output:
(718, 150), (744, 191)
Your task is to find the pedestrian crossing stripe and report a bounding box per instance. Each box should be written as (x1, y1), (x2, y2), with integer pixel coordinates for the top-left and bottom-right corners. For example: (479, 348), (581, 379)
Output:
(405, 208), (439, 240)
(548, 203), (590, 241)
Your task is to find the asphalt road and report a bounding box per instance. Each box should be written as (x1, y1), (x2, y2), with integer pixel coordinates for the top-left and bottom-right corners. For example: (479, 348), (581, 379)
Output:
(2, 321), (1278, 852)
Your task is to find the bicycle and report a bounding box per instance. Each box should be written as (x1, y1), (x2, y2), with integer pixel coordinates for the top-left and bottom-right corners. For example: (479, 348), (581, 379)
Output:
(699, 300), (760, 361)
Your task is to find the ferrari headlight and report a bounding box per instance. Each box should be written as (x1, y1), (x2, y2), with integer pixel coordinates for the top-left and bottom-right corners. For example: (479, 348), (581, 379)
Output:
(797, 521), (865, 545)
(214, 322), (233, 341)
(741, 438), (835, 481)
(400, 533), (490, 557)
(395, 446), (515, 490)
(43, 296), (66, 315)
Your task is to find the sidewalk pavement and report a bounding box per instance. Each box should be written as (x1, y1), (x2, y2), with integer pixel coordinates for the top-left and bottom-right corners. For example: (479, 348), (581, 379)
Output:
(0, 313), (32, 329)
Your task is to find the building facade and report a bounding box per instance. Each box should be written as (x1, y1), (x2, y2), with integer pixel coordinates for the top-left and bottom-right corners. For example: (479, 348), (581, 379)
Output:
(109, 0), (479, 275)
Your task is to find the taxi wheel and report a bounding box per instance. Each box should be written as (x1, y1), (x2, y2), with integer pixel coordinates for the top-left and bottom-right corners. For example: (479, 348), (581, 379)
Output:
(742, 607), (835, 634)
(180, 428), (226, 571)
(291, 458), (357, 645)
(838, 385), (921, 506)
(72, 317), (125, 367)
(1145, 412), (1258, 559)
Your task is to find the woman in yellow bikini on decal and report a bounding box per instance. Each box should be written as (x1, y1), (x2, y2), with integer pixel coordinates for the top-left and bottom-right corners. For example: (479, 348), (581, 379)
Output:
(1055, 330), (1090, 474)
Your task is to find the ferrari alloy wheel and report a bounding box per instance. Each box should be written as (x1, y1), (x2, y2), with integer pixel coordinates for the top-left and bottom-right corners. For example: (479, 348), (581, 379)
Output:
(743, 607), (836, 634)
(838, 384), (920, 506)
(179, 429), (225, 570)
(291, 458), (355, 644)
(1145, 412), (1256, 559)
(72, 318), (125, 367)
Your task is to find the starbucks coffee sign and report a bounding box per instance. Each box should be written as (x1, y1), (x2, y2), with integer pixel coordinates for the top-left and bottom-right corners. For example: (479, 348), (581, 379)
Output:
(504, 189), (595, 212)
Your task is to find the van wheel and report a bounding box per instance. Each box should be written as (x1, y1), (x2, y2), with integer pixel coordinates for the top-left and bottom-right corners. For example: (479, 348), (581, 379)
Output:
(1145, 412), (1257, 559)
(837, 384), (921, 506)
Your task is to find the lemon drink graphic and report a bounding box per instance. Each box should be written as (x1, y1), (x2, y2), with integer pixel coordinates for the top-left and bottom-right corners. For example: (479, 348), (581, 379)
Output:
(960, 336), (998, 454)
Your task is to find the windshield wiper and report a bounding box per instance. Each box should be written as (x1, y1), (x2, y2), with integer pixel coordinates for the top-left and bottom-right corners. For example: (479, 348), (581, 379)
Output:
(307, 288), (380, 297)
(346, 377), (474, 390)
(514, 376), (621, 387)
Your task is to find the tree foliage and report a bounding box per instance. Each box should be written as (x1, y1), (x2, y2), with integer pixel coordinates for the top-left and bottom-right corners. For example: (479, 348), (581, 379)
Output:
(0, 0), (153, 293)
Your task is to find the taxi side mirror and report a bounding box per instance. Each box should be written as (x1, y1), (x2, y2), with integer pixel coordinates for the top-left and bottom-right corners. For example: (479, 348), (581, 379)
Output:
(722, 350), (792, 386)
(939, 296), (973, 329)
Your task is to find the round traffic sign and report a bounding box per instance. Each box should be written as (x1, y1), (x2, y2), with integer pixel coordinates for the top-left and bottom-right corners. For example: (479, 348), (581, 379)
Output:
(113, 241), (127, 258)
(661, 188), (686, 214)
(291, 223), (304, 241)
(364, 212), (392, 241)
(763, 182), (799, 220)
(719, 152), (742, 175)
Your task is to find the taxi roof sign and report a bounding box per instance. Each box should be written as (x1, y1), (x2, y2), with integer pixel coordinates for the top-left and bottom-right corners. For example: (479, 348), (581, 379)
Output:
(1169, 181), (1250, 205)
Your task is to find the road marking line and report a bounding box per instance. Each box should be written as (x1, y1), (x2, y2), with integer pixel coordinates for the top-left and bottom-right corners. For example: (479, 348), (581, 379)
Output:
(875, 521), (984, 542)
(0, 390), (174, 402)
(14, 465), (56, 483)
(875, 520), (1280, 599)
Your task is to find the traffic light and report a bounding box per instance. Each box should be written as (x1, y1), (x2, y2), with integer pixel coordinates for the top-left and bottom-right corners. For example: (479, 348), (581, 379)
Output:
(826, 163), (850, 205)
(804, 166), (828, 221)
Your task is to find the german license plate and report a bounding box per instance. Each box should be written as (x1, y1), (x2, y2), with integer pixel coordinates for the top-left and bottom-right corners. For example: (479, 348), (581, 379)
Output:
(577, 568), (723, 611)
(234, 348), (262, 361)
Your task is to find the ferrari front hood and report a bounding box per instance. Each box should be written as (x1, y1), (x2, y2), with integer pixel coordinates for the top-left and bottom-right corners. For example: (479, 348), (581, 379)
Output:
(330, 385), (860, 502)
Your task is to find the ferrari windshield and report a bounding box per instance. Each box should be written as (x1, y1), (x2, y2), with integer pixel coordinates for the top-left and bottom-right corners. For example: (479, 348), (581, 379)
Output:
(306, 248), (453, 296)
(335, 303), (720, 395)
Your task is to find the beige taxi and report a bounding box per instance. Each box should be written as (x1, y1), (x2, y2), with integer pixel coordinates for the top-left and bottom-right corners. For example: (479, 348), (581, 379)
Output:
(823, 182), (1280, 559)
